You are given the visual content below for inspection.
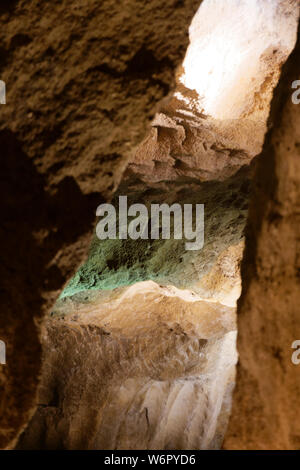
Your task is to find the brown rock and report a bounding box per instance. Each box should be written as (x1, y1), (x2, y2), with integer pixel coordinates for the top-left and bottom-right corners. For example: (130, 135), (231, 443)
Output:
(1, 0), (299, 450)
(224, 24), (300, 450)
(18, 282), (237, 450)
(0, 0), (200, 449)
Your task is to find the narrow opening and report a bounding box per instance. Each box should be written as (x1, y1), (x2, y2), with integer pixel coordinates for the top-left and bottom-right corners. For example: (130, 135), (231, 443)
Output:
(17, 0), (299, 450)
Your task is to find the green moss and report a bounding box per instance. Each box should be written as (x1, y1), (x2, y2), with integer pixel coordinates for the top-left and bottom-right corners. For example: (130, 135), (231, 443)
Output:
(60, 169), (250, 299)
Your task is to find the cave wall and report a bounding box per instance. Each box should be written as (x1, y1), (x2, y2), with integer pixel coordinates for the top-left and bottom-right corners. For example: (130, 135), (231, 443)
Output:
(1, 0), (299, 450)
(17, 282), (237, 450)
(0, 0), (201, 449)
(22, 0), (300, 451)
(181, 0), (298, 122)
(224, 24), (300, 450)
(61, 166), (250, 301)
(60, 0), (300, 303)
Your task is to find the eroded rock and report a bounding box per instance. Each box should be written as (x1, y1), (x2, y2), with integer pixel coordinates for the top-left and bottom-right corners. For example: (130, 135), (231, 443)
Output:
(1, 0), (299, 451)
(224, 24), (300, 450)
(21, 0), (299, 451)
(0, 0), (200, 449)
(18, 282), (237, 450)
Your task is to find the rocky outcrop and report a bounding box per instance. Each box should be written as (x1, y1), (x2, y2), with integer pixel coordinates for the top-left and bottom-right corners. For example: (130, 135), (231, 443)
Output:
(59, 0), (298, 305)
(18, 282), (237, 450)
(181, 0), (298, 123)
(61, 164), (250, 301)
(224, 24), (300, 450)
(1, 0), (299, 451)
(0, 0), (200, 449)
(20, 1), (299, 451)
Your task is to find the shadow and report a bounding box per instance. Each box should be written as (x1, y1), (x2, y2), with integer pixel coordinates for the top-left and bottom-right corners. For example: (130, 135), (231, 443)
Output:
(0, 129), (101, 447)
(0, 0), (19, 14)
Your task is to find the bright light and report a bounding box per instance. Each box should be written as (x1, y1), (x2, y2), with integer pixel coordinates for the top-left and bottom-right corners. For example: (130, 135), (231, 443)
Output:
(180, 0), (298, 120)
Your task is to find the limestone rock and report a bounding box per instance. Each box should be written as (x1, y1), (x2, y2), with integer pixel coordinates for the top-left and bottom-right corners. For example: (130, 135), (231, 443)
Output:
(1, 0), (299, 450)
(27, 0), (299, 450)
(18, 282), (237, 450)
(0, 0), (200, 449)
(224, 23), (300, 450)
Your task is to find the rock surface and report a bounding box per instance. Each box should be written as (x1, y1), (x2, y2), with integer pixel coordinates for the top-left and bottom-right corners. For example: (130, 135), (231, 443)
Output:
(0, 0), (200, 449)
(61, 165), (250, 301)
(17, 282), (237, 450)
(224, 24), (300, 450)
(61, 0), (298, 306)
(1, 0), (299, 451)
(181, 0), (298, 122)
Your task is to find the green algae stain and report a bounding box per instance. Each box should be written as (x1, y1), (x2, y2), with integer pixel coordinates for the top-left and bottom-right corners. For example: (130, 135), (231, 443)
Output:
(60, 171), (250, 300)
(60, 236), (184, 298)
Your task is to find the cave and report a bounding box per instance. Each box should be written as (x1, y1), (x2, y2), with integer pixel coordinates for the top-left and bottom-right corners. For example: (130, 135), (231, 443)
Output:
(0, 0), (300, 452)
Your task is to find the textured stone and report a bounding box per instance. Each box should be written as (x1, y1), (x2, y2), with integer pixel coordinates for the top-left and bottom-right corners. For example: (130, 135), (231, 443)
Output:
(181, 0), (298, 122)
(0, 0), (200, 449)
(61, 165), (251, 300)
(18, 282), (237, 450)
(61, 0), (299, 304)
(224, 23), (300, 450)
(1, 0), (299, 451)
